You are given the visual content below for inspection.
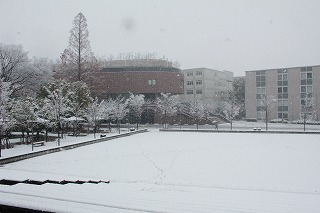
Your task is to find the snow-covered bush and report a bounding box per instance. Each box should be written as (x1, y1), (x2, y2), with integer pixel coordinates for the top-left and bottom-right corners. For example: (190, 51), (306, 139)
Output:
(128, 93), (145, 129)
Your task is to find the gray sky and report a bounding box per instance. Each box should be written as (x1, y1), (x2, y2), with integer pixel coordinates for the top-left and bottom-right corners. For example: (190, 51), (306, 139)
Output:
(1, 0), (320, 76)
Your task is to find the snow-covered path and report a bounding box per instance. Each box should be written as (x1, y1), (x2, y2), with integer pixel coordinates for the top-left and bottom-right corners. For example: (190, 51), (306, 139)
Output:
(1, 131), (320, 212)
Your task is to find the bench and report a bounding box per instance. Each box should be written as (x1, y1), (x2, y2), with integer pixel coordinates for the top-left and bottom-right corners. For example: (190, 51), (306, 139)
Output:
(100, 129), (111, 133)
(33, 141), (45, 147)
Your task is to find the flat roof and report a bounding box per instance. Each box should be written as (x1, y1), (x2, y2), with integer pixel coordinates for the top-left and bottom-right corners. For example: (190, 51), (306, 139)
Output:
(245, 65), (320, 73)
(102, 66), (181, 72)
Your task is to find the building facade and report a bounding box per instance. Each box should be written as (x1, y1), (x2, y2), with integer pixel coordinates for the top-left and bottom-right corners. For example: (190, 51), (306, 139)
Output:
(91, 66), (184, 99)
(54, 59), (184, 124)
(245, 65), (320, 121)
(181, 68), (233, 101)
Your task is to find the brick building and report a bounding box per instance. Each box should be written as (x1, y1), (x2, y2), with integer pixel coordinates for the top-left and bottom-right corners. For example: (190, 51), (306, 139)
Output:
(91, 65), (184, 100)
(55, 59), (184, 124)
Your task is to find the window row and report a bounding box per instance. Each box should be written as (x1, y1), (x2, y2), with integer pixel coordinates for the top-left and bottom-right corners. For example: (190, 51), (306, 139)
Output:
(256, 81), (266, 87)
(301, 72), (312, 80)
(277, 81), (288, 86)
(186, 71), (203, 76)
(186, 89), (203, 95)
(256, 87), (266, 94)
(256, 106), (266, 111)
(148, 79), (156, 86)
(301, 85), (312, 93)
(301, 79), (313, 85)
(301, 67), (312, 72)
(278, 93), (288, 99)
(278, 106), (288, 111)
(278, 113), (288, 119)
(256, 94), (266, 99)
(256, 75), (266, 81)
(256, 71), (266, 75)
(278, 87), (288, 94)
(278, 99), (288, 106)
(301, 93), (312, 98)
(256, 110), (265, 120)
(187, 80), (203, 85)
(255, 70), (313, 86)
(278, 73), (288, 81)
(301, 99), (313, 107)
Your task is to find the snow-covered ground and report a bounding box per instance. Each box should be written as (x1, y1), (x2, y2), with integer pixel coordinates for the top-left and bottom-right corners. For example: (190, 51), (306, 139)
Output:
(0, 131), (121, 158)
(1, 125), (320, 212)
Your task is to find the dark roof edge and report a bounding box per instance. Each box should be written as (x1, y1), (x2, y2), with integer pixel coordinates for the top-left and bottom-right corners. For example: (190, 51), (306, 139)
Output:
(102, 66), (181, 72)
(245, 65), (320, 72)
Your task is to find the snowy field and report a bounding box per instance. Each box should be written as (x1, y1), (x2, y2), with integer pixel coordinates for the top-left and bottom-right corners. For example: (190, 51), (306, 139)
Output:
(1, 128), (320, 212)
(0, 131), (120, 158)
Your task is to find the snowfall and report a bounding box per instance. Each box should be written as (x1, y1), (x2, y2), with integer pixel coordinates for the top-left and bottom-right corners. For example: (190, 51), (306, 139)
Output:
(1, 122), (320, 213)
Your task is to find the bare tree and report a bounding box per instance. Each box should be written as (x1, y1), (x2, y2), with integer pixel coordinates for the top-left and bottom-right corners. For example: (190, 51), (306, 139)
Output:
(18, 57), (54, 96)
(0, 78), (14, 156)
(301, 94), (314, 131)
(0, 43), (31, 92)
(258, 94), (276, 131)
(60, 13), (100, 83)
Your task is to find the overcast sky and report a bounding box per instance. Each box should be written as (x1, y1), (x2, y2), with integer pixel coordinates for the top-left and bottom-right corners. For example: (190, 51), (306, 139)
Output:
(1, 0), (320, 76)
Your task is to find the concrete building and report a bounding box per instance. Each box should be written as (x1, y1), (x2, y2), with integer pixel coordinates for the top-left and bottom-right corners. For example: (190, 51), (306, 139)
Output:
(245, 65), (320, 121)
(181, 68), (233, 101)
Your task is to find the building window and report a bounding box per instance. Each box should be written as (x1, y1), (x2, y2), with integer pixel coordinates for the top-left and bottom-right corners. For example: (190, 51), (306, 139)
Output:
(196, 80), (202, 85)
(187, 72), (193, 76)
(257, 110), (265, 120)
(196, 90), (202, 94)
(187, 80), (193, 85)
(301, 67), (313, 118)
(301, 67), (312, 72)
(186, 90), (194, 95)
(256, 71), (266, 120)
(277, 69), (289, 120)
(196, 70), (203, 76)
(148, 79), (156, 86)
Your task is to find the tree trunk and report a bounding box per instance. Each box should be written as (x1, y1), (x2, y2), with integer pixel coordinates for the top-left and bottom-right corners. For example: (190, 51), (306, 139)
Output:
(196, 119), (199, 130)
(94, 125), (96, 139)
(0, 130), (2, 157)
(22, 131), (25, 144)
(265, 110), (268, 131)
(45, 129), (48, 142)
(5, 134), (10, 149)
(137, 117), (140, 130)
(117, 119), (120, 134)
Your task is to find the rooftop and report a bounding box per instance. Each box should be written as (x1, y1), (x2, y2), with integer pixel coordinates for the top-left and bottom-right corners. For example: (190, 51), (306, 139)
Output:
(101, 66), (181, 73)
